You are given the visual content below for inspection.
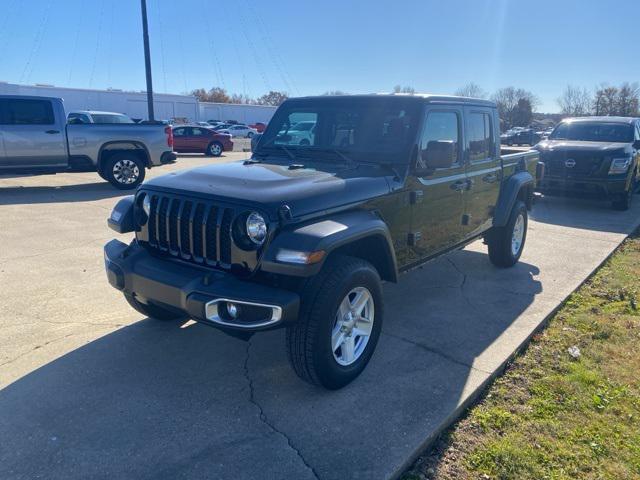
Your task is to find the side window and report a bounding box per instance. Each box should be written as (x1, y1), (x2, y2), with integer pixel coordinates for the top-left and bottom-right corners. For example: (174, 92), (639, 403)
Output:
(173, 128), (186, 137)
(418, 111), (460, 169)
(468, 112), (494, 162)
(274, 112), (318, 146)
(192, 128), (205, 136)
(1, 99), (54, 125)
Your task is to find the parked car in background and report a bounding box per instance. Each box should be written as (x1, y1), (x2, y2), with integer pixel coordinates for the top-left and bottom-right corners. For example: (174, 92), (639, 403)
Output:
(213, 123), (233, 131)
(534, 116), (640, 210)
(501, 128), (540, 146)
(68, 110), (135, 124)
(207, 120), (223, 126)
(104, 94), (539, 389)
(172, 125), (233, 157)
(0, 95), (175, 189)
(195, 121), (212, 127)
(277, 120), (316, 145)
(218, 124), (258, 138)
(249, 122), (267, 133)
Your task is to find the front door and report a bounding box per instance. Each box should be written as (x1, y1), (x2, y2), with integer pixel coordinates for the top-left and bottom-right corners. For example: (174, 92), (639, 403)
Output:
(407, 107), (466, 263)
(462, 107), (502, 239)
(0, 98), (67, 169)
(171, 127), (189, 152)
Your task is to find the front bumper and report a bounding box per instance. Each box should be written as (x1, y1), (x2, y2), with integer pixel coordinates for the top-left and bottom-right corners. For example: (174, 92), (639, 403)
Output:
(537, 175), (629, 198)
(104, 239), (300, 331)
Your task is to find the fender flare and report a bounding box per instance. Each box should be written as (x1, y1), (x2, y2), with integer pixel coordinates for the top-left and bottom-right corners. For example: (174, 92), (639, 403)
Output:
(261, 210), (398, 282)
(493, 171), (534, 227)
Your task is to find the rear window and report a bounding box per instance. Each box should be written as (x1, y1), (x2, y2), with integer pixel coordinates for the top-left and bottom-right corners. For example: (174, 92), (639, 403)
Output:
(89, 114), (134, 124)
(550, 122), (634, 143)
(0, 99), (54, 125)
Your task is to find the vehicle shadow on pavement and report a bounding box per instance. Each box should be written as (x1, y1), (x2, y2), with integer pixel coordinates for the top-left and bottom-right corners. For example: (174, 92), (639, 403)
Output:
(0, 182), (131, 205)
(0, 249), (542, 480)
(531, 193), (640, 234)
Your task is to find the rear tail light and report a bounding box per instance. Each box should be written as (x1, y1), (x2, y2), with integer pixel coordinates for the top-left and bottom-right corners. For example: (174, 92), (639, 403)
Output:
(165, 126), (174, 148)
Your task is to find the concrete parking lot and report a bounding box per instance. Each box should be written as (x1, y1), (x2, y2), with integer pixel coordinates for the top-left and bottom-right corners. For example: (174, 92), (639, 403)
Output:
(1, 154), (639, 480)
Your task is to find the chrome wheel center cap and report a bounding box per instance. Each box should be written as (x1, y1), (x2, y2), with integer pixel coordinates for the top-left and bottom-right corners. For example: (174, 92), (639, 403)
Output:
(342, 312), (356, 333)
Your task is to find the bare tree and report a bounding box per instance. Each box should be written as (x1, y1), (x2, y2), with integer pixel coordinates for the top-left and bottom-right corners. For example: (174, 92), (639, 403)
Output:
(491, 87), (539, 129)
(557, 85), (591, 117)
(393, 85), (416, 94)
(593, 84), (619, 116)
(191, 87), (232, 103)
(616, 82), (640, 117)
(256, 91), (289, 106)
(454, 82), (487, 99)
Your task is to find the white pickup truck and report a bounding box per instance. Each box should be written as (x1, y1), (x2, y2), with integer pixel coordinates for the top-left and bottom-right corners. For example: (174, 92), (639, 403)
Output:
(0, 95), (176, 189)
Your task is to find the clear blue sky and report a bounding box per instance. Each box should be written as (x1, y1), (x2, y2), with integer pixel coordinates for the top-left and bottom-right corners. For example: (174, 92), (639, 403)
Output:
(0, 0), (638, 112)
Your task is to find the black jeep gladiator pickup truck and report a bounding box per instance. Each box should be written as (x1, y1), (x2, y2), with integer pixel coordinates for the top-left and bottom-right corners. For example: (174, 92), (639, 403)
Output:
(534, 116), (640, 210)
(104, 94), (539, 389)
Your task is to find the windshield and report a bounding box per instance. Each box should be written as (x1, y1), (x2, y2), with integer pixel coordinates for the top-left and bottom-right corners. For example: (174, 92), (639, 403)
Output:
(257, 97), (422, 163)
(90, 113), (134, 124)
(550, 122), (633, 143)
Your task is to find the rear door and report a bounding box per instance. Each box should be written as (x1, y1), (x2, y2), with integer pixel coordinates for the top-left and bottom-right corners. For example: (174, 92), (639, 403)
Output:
(462, 107), (501, 238)
(0, 98), (67, 169)
(190, 127), (209, 152)
(172, 127), (189, 152)
(407, 106), (467, 260)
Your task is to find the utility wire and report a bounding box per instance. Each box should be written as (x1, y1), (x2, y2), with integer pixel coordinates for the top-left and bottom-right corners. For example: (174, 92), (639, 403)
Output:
(67, 0), (83, 85)
(0, 0), (19, 66)
(201, 0), (226, 90)
(154, 0), (168, 93)
(243, 0), (298, 95)
(88, 0), (106, 88)
(235, 6), (272, 93)
(20, 0), (54, 84)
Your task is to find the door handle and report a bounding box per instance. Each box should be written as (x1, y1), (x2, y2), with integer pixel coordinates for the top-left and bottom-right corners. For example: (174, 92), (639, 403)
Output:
(45, 130), (60, 134)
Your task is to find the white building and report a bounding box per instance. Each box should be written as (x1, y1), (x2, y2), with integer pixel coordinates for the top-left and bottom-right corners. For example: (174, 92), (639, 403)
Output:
(0, 82), (277, 124)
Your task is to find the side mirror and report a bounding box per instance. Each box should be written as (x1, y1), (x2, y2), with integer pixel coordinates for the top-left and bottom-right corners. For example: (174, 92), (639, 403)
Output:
(417, 140), (456, 173)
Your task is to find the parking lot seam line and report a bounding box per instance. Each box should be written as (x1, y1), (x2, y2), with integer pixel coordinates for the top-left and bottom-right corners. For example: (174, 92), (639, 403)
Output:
(382, 331), (493, 375)
(242, 338), (320, 480)
(0, 331), (98, 368)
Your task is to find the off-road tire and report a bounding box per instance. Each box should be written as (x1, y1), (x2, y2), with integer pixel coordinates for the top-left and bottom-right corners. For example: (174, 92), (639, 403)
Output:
(124, 293), (186, 321)
(487, 200), (528, 268)
(104, 153), (146, 190)
(206, 141), (224, 157)
(286, 255), (383, 390)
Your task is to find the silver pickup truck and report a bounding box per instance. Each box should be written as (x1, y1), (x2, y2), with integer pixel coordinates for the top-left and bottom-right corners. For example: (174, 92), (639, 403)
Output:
(0, 95), (176, 189)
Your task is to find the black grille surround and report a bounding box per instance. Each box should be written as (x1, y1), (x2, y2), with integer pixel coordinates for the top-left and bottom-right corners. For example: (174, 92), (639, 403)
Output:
(541, 151), (608, 178)
(135, 190), (262, 271)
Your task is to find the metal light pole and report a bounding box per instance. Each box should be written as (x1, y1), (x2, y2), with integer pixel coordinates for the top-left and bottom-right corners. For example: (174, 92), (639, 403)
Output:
(140, 0), (155, 121)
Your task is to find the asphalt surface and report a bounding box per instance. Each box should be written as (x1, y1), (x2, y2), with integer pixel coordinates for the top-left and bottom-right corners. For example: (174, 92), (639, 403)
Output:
(1, 153), (639, 480)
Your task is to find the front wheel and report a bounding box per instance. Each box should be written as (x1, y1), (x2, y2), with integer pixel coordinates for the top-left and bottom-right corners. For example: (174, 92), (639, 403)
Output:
(206, 142), (223, 157)
(247, 131), (254, 138)
(612, 178), (635, 210)
(286, 256), (383, 389)
(104, 153), (145, 190)
(487, 201), (528, 268)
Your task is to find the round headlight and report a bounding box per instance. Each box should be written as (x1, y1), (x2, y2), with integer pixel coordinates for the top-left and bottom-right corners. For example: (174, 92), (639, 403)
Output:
(142, 195), (151, 216)
(246, 212), (267, 245)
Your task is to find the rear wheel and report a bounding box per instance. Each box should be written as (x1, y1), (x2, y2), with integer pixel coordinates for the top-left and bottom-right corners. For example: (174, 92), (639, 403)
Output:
(124, 293), (186, 321)
(206, 142), (223, 157)
(487, 200), (528, 268)
(286, 255), (383, 389)
(104, 153), (145, 189)
(247, 131), (254, 138)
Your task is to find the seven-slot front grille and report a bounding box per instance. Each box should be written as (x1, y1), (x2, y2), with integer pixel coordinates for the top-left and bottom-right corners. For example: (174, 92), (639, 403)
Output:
(141, 193), (236, 268)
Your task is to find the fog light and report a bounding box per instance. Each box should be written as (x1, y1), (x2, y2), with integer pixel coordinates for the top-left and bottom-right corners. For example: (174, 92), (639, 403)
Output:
(226, 302), (239, 319)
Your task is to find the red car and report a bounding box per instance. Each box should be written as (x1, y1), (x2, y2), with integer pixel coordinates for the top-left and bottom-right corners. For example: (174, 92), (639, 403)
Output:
(172, 126), (233, 157)
(249, 122), (267, 133)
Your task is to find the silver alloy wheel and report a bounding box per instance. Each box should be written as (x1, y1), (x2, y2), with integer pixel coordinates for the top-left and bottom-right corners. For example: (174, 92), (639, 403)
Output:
(209, 143), (222, 155)
(331, 287), (375, 366)
(511, 213), (525, 256)
(112, 159), (140, 185)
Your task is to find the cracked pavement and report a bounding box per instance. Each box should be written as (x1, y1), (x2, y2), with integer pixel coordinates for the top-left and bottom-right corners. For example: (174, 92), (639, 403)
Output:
(2, 154), (640, 479)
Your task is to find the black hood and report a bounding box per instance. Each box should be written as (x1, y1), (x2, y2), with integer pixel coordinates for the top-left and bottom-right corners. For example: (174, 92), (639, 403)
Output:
(143, 160), (393, 219)
(535, 139), (630, 157)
